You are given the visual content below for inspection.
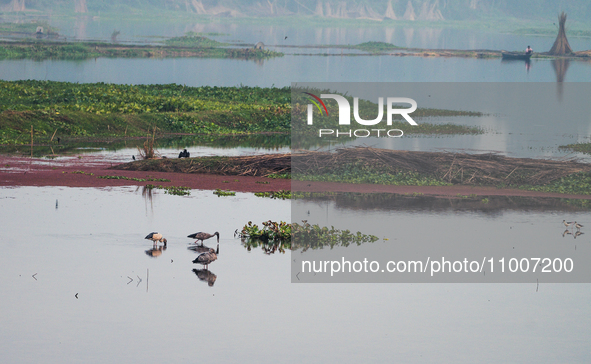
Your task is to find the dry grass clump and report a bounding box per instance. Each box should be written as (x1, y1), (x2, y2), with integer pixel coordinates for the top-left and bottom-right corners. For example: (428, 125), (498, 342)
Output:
(137, 127), (160, 160)
(292, 147), (590, 185)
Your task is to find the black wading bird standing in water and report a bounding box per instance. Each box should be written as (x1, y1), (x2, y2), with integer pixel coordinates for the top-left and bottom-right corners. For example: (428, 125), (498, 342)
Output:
(187, 231), (219, 246)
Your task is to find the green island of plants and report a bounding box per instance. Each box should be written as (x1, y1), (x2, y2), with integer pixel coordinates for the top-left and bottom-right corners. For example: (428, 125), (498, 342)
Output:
(145, 184), (191, 196)
(164, 32), (225, 47)
(255, 190), (291, 199)
(0, 80), (291, 145)
(559, 142), (591, 154)
(0, 81), (487, 147)
(213, 189), (236, 196)
(237, 220), (379, 252)
(0, 31), (282, 61)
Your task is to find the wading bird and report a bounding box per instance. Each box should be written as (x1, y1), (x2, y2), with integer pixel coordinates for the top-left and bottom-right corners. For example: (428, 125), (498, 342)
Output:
(187, 231), (219, 245)
(145, 232), (167, 245)
(575, 222), (584, 231)
(563, 220), (574, 228)
(192, 243), (219, 269)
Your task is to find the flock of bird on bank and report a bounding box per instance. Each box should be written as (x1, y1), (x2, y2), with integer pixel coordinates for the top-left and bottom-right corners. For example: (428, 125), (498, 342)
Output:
(562, 220), (584, 238)
(145, 231), (220, 268)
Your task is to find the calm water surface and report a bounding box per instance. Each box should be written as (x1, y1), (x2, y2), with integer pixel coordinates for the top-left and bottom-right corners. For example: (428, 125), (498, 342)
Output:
(2, 55), (591, 86)
(0, 186), (590, 363)
(2, 20), (591, 362)
(44, 17), (591, 52)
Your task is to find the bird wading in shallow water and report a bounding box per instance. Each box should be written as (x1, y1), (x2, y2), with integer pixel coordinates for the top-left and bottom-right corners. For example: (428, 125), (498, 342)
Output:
(145, 232), (167, 246)
(192, 243), (219, 269)
(187, 231), (219, 246)
(575, 222), (584, 231)
(563, 220), (574, 228)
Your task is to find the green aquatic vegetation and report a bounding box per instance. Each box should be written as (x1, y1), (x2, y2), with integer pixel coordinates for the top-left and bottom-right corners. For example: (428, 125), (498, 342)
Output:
(0, 43), (96, 60)
(295, 162), (450, 186)
(561, 198), (591, 209)
(292, 220), (379, 250)
(0, 39), (283, 61)
(0, 81), (291, 143)
(213, 189), (236, 196)
(559, 142), (591, 154)
(164, 33), (225, 47)
(291, 90), (483, 145)
(291, 191), (339, 199)
(519, 171), (591, 195)
(237, 220), (378, 250)
(0, 21), (58, 35)
(267, 173), (291, 179)
(255, 190), (291, 199)
(145, 184), (191, 196)
(350, 41), (400, 52)
(0, 81), (483, 145)
(238, 220), (292, 243)
(71, 170), (94, 175)
(97, 175), (170, 182)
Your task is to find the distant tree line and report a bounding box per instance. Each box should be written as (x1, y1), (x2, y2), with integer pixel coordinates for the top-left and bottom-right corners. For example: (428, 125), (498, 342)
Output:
(3, 0), (590, 21)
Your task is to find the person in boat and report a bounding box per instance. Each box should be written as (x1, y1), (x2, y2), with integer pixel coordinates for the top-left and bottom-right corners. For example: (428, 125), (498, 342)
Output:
(525, 46), (533, 55)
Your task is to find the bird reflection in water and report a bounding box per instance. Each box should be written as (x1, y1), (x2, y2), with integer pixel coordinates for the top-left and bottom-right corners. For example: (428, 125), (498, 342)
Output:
(146, 244), (167, 258)
(192, 268), (217, 287)
(188, 244), (215, 254)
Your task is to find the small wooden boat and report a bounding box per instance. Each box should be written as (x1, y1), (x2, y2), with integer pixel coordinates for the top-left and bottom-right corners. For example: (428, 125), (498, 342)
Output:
(501, 51), (533, 60)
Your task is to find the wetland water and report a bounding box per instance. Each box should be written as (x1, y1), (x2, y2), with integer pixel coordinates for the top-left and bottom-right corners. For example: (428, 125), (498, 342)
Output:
(2, 54), (591, 86)
(1, 186), (590, 363)
(2, 21), (591, 87)
(2, 19), (591, 362)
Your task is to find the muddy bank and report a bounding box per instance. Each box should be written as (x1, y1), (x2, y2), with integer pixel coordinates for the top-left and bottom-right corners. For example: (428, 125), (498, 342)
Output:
(3, 148), (591, 199)
(0, 155), (290, 192)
